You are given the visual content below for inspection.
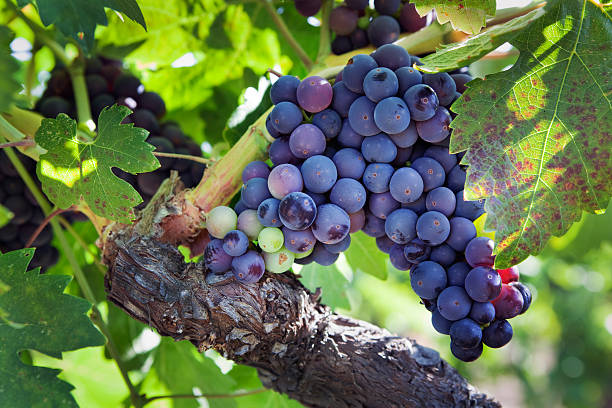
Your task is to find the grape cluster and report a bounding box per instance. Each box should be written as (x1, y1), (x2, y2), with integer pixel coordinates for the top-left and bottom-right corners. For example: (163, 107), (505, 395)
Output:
(294, 0), (429, 55)
(203, 43), (532, 361)
(34, 57), (206, 205)
(0, 152), (58, 270)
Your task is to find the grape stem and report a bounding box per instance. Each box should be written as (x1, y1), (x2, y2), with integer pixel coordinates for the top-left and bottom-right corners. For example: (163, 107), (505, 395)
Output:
(0, 139), (36, 149)
(25, 206), (75, 248)
(259, 0), (314, 70)
(315, 0), (333, 64)
(267, 68), (283, 78)
(143, 388), (266, 405)
(152, 151), (213, 165)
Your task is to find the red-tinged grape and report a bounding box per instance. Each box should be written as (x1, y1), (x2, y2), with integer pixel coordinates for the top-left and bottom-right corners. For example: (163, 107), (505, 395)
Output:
(297, 76), (333, 113)
(492, 284), (524, 319)
(498, 266), (520, 283)
(348, 209), (366, 233)
(268, 164), (304, 199)
(509, 281), (532, 314)
(451, 73), (473, 93)
(237, 209), (264, 241)
(204, 239), (233, 273)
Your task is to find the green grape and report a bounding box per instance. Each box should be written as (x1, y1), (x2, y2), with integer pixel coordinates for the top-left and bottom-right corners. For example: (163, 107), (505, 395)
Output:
(258, 227), (284, 253)
(237, 209), (264, 240)
(293, 247), (314, 259)
(207, 206), (237, 239)
(263, 247), (295, 273)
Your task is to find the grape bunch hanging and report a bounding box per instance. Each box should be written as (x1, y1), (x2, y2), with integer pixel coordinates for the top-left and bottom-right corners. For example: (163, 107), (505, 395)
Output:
(203, 43), (532, 362)
(294, 0), (430, 55)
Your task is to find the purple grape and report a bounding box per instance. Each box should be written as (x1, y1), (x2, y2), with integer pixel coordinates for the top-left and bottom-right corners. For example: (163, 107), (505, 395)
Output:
(330, 6), (359, 35)
(371, 44), (411, 71)
(330, 178), (367, 213)
(204, 239), (232, 273)
(279, 191), (317, 230)
(313, 109), (342, 138)
(416, 106), (451, 143)
(398, 3), (427, 33)
(411, 157), (445, 192)
(282, 227), (316, 253)
(333, 148), (366, 179)
(346, 0), (368, 9)
(401, 195), (426, 215)
(389, 243), (412, 270)
(450, 341), (483, 362)
(332, 82), (360, 118)
(297, 76), (333, 113)
(270, 75), (300, 104)
(451, 73), (473, 93)
(447, 165), (466, 193)
(432, 310), (452, 334)
(332, 35), (353, 55)
(482, 320), (513, 348)
(374, 0), (400, 14)
(343, 54), (378, 94)
(429, 244), (456, 267)
(242, 161), (270, 183)
(368, 15), (400, 47)
(391, 146), (413, 168)
(384, 208), (418, 244)
(269, 137), (299, 165)
(348, 96), (381, 136)
(437, 286), (472, 321)
(301, 155), (338, 193)
(403, 238), (430, 262)
(469, 302), (496, 325)
(310, 242), (340, 266)
(363, 163), (394, 193)
(257, 198), (281, 227)
(242, 177), (272, 209)
(376, 235), (395, 254)
(403, 84), (439, 121)
(312, 204), (350, 244)
(492, 284), (524, 319)
(389, 167), (424, 203)
(295, 0), (322, 17)
(231, 250), (265, 284)
(450, 318), (482, 349)
(349, 209), (366, 233)
(350, 28), (369, 49)
(447, 262), (470, 287)
(361, 134), (397, 163)
(424, 145), (457, 173)
(289, 124), (326, 159)
(410, 261), (447, 299)
(446, 217), (477, 252)
(416, 211), (451, 245)
(465, 266), (502, 302)
(362, 211), (386, 237)
(324, 234), (351, 253)
(222, 230), (249, 257)
(425, 187), (456, 216)
(368, 192), (400, 219)
(363, 67), (399, 103)
(373, 97), (410, 134)
(268, 164), (303, 199)
(396, 67), (423, 95)
(455, 190), (485, 221)
(389, 121), (418, 148)
(423, 72), (457, 106)
(269, 101), (303, 134)
(509, 281), (532, 314)
(465, 236), (495, 267)
(337, 119), (364, 148)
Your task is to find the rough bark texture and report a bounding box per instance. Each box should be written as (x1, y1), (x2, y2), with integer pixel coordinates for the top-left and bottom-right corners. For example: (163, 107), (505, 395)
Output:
(103, 224), (501, 408)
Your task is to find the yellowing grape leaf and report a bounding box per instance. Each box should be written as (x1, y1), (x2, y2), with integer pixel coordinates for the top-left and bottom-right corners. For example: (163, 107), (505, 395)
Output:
(35, 105), (160, 224)
(450, 0), (612, 268)
(0, 249), (105, 407)
(0, 26), (20, 113)
(413, 0), (496, 34)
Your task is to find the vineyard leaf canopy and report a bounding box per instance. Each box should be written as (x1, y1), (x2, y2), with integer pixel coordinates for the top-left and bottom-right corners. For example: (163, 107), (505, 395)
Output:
(19, 0), (146, 51)
(35, 104), (160, 223)
(417, 8), (545, 73)
(450, 0), (612, 268)
(0, 249), (105, 407)
(0, 26), (21, 112)
(344, 231), (388, 280)
(412, 0), (496, 34)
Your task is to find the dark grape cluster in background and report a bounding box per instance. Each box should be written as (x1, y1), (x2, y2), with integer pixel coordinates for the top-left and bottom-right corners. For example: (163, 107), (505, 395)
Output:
(294, 0), (430, 55)
(203, 43), (532, 362)
(34, 56), (207, 206)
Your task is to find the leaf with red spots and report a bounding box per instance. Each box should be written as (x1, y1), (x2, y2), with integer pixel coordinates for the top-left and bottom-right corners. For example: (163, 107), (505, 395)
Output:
(35, 104), (160, 223)
(412, 0), (496, 34)
(450, 0), (612, 268)
(417, 8), (545, 73)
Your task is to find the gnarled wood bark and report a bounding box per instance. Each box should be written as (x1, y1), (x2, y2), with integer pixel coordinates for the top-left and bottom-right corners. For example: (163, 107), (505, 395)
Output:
(102, 225), (501, 408)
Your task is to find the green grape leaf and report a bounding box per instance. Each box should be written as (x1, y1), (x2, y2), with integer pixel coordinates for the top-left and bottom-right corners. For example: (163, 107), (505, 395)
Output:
(450, 0), (612, 268)
(298, 263), (350, 311)
(0, 203), (13, 228)
(417, 8), (545, 73)
(153, 338), (237, 408)
(35, 105), (160, 223)
(0, 249), (105, 408)
(0, 26), (21, 112)
(24, 0), (146, 51)
(413, 0), (496, 34)
(344, 231), (388, 280)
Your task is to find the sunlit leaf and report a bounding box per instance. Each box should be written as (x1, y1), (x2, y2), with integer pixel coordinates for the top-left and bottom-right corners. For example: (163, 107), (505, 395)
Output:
(344, 231), (388, 280)
(0, 26), (20, 112)
(298, 263), (350, 310)
(413, 0), (496, 34)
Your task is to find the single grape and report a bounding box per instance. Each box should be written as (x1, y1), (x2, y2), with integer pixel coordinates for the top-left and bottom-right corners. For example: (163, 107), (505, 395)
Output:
(231, 250), (265, 284)
(257, 198), (282, 227)
(333, 148), (366, 180)
(270, 75), (300, 104)
(337, 119), (364, 148)
(447, 262), (470, 287)
(363, 68), (399, 103)
(371, 44), (411, 71)
(330, 6), (359, 35)
(416, 211), (450, 245)
(301, 155), (338, 193)
(223, 230), (249, 257)
(455, 191), (485, 221)
(313, 109), (342, 139)
(85, 74), (109, 98)
(332, 82), (360, 118)
(113, 73), (142, 97)
(416, 106), (452, 143)
(492, 284), (524, 319)
(498, 266), (520, 283)
(263, 247), (295, 273)
(401, 195), (426, 215)
(451, 73), (473, 93)
(482, 319), (513, 348)
(282, 227), (316, 253)
(446, 217), (477, 252)
(312, 204), (350, 244)
(369, 192), (400, 219)
(268, 164), (303, 199)
(385, 208), (418, 244)
(450, 318), (482, 349)
(389, 121), (418, 148)
(330, 178), (367, 213)
(423, 72), (457, 106)
(204, 239), (233, 273)
(39, 96), (72, 118)
(411, 157), (446, 192)
(348, 96), (381, 136)
(297, 76), (333, 113)
(332, 35), (353, 55)
(91, 93), (115, 119)
(361, 134), (397, 163)
(399, 3), (427, 33)
(465, 236), (495, 267)
(509, 281), (532, 314)
(279, 192), (317, 230)
(430, 244), (456, 267)
(465, 266), (502, 302)
(310, 242), (340, 266)
(403, 238), (431, 263)
(258, 227), (285, 253)
(362, 211), (386, 237)
(266, 114), (283, 138)
(131, 109), (160, 133)
(368, 16), (400, 47)
(376, 235), (395, 254)
(469, 301), (496, 325)
(138, 91), (166, 117)
(289, 124), (327, 159)
(242, 161), (270, 183)
(437, 286), (472, 321)
(207, 206), (238, 239)
(350, 28), (369, 49)
(363, 163), (394, 193)
(450, 341), (483, 362)
(237, 209), (264, 240)
(269, 137), (299, 166)
(374, 0), (400, 15)
(403, 84), (439, 121)
(373, 97), (410, 134)
(388, 167), (424, 204)
(325, 234), (351, 253)
(426, 187), (456, 217)
(396, 67), (423, 96)
(389, 243), (412, 270)
(424, 146), (457, 173)
(242, 177), (272, 209)
(432, 310), (452, 335)
(411, 261), (447, 299)
(343, 54), (378, 94)
(269, 102), (303, 134)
